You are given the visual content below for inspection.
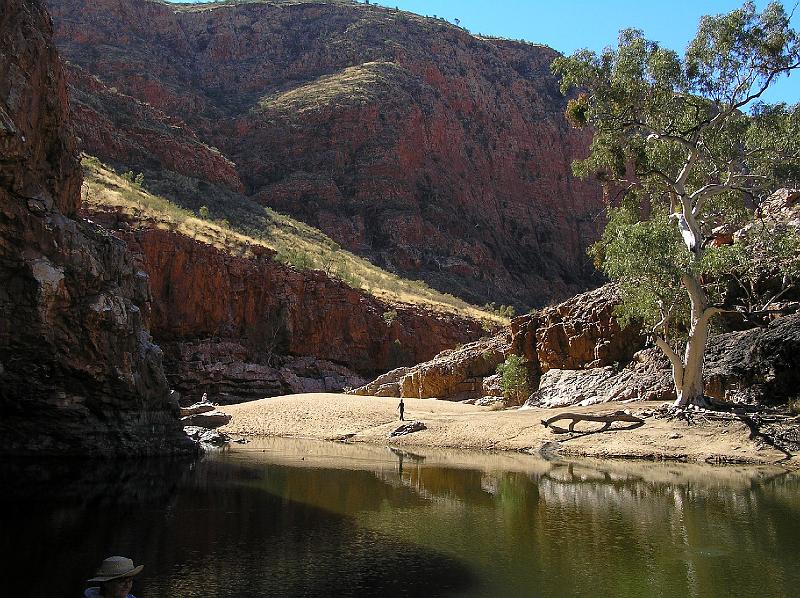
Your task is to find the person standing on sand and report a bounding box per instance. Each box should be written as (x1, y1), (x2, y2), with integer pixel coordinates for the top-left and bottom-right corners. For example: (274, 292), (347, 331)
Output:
(398, 398), (405, 421)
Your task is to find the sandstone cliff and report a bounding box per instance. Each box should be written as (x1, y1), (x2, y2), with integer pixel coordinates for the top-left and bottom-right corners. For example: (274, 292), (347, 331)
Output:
(47, 0), (604, 310)
(83, 173), (490, 403)
(0, 0), (191, 455)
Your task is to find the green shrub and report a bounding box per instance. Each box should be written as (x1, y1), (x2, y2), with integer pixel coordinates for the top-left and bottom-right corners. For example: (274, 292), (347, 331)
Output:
(496, 355), (530, 406)
(198, 205), (211, 219)
(382, 310), (398, 326)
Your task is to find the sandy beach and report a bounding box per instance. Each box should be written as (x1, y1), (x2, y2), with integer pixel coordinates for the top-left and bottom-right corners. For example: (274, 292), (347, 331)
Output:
(218, 393), (799, 467)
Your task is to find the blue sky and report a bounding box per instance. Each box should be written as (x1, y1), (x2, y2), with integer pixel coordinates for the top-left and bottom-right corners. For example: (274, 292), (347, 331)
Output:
(168, 0), (800, 104)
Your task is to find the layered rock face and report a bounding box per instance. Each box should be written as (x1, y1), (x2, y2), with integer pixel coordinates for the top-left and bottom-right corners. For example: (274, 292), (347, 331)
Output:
(510, 284), (646, 376)
(47, 0), (604, 309)
(0, 0), (191, 455)
(88, 210), (487, 401)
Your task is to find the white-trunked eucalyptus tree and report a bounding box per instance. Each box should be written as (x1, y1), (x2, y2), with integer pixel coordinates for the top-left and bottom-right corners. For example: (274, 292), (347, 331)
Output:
(552, 2), (800, 407)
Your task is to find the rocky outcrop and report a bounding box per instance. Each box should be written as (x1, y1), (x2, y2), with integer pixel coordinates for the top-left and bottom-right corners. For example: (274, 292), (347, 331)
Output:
(164, 340), (368, 403)
(356, 284), (800, 410)
(351, 334), (508, 400)
(511, 284), (646, 378)
(352, 284), (642, 401)
(47, 0), (604, 310)
(526, 351), (674, 408)
(0, 0), (191, 455)
(703, 313), (800, 405)
(524, 314), (800, 409)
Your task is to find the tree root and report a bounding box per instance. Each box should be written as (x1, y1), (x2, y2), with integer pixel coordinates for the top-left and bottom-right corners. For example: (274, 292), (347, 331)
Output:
(657, 402), (800, 458)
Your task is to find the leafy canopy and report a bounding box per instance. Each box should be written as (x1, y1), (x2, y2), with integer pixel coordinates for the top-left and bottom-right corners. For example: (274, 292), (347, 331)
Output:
(553, 1), (800, 340)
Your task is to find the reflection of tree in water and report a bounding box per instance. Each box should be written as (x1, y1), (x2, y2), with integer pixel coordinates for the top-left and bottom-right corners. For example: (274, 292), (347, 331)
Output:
(365, 452), (800, 598)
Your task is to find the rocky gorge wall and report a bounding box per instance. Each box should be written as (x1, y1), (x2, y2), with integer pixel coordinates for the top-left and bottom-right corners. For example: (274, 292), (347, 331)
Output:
(0, 0), (191, 455)
(47, 0), (605, 310)
(87, 208), (488, 402)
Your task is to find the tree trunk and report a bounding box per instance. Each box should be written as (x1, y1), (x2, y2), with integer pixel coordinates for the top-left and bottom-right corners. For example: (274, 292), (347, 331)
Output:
(672, 274), (717, 408)
(674, 328), (707, 407)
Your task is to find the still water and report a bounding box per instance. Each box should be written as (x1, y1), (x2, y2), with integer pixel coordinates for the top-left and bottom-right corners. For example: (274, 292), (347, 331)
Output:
(2, 438), (799, 597)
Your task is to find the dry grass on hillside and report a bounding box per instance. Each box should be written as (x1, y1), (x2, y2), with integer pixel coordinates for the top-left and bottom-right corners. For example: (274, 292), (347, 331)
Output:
(81, 155), (506, 325)
(257, 61), (410, 114)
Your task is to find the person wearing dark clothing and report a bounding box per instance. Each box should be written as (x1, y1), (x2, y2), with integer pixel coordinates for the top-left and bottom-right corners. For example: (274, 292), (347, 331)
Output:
(398, 398), (405, 421)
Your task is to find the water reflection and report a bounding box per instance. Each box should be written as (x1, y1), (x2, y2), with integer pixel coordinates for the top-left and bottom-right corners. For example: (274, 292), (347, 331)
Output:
(2, 440), (798, 598)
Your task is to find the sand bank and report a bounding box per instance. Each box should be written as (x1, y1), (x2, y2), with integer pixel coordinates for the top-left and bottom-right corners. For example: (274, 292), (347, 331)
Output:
(219, 393), (798, 467)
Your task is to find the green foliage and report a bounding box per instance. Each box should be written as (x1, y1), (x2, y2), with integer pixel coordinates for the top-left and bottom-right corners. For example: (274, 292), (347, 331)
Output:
(198, 205), (211, 219)
(496, 355), (530, 407)
(483, 302), (516, 318)
(555, 2), (800, 339)
(121, 170), (144, 188)
(275, 248), (314, 270)
(564, 93), (590, 128)
(382, 310), (398, 326)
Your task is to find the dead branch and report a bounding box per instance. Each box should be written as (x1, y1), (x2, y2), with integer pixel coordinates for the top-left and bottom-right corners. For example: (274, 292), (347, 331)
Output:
(541, 411), (645, 434)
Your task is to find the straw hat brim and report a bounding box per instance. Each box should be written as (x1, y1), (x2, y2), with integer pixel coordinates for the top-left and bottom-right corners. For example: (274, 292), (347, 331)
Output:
(87, 564), (144, 582)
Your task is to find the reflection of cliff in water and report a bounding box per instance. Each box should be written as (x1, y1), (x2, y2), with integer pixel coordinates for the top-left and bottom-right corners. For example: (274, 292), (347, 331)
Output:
(229, 439), (800, 597)
(1, 454), (475, 598)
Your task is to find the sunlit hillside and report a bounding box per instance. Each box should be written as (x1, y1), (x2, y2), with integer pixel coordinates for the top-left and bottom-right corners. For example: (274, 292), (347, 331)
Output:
(81, 155), (508, 326)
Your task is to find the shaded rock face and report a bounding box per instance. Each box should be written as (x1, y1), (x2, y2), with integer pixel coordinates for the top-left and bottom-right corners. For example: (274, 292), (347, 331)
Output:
(0, 0), (191, 455)
(87, 211), (486, 401)
(703, 314), (800, 406)
(47, 0), (604, 309)
(66, 64), (244, 192)
(524, 315), (800, 409)
(165, 340), (368, 403)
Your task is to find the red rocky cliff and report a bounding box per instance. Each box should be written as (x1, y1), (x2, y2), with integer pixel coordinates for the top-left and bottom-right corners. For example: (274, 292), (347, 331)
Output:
(85, 208), (487, 401)
(47, 0), (605, 310)
(0, 0), (191, 455)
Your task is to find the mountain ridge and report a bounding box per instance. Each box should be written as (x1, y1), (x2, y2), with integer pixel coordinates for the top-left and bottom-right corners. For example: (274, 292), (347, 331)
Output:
(48, 0), (605, 310)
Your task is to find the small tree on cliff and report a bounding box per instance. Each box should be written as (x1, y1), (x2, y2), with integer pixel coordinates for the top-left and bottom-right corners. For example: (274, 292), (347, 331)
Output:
(552, 2), (800, 407)
(497, 355), (530, 406)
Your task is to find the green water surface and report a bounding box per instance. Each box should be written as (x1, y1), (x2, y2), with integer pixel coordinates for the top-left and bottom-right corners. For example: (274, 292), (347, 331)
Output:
(2, 438), (798, 597)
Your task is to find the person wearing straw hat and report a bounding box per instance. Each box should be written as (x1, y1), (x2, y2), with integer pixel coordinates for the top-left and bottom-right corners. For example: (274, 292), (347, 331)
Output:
(84, 556), (143, 598)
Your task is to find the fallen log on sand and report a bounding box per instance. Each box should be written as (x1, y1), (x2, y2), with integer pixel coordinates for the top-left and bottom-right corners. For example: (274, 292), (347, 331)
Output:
(541, 411), (645, 434)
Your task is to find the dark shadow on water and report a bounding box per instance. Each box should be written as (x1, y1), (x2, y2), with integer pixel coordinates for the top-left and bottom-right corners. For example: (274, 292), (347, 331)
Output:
(0, 456), (476, 598)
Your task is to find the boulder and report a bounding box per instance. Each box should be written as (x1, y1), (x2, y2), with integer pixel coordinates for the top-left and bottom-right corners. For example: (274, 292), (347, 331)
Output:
(179, 402), (215, 418)
(511, 284), (645, 377)
(184, 426), (230, 446)
(703, 313), (800, 405)
(181, 411), (232, 429)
